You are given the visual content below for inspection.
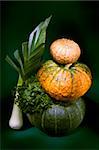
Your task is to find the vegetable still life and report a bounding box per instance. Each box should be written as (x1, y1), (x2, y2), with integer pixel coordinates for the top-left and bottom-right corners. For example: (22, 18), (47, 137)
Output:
(6, 16), (92, 137)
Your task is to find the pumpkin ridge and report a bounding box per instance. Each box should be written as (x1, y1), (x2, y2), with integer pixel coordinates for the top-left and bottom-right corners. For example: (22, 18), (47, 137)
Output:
(38, 65), (58, 77)
(75, 63), (92, 79)
(70, 101), (81, 130)
(61, 45), (68, 64)
(59, 69), (72, 98)
(43, 66), (59, 80)
(76, 99), (85, 127)
(54, 69), (64, 95)
(60, 69), (67, 94)
(66, 107), (72, 129)
(67, 70), (74, 99)
(43, 60), (58, 67)
(38, 66), (59, 86)
(75, 100), (83, 121)
(38, 60), (58, 78)
(71, 105), (77, 128)
(46, 68), (61, 94)
(41, 111), (45, 130)
(70, 106), (77, 129)
(58, 69), (67, 98)
(67, 69), (82, 99)
(49, 68), (62, 85)
(52, 69), (72, 99)
(54, 107), (57, 135)
(74, 66), (92, 86)
(69, 63), (92, 99)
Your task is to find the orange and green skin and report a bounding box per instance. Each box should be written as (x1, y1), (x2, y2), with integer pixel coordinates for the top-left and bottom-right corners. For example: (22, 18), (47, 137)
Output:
(50, 38), (81, 64)
(37, 60), (92, 101)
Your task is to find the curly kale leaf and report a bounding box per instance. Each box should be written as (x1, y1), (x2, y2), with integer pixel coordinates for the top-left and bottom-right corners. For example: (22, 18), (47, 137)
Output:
(15, 76), (52, 114)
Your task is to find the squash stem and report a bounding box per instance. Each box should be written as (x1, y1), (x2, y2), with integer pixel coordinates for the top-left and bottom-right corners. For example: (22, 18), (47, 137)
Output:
(65, 63), (72, 69)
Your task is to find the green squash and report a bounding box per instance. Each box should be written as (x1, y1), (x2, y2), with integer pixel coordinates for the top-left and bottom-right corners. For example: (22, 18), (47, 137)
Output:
(28, 97), (85, 136)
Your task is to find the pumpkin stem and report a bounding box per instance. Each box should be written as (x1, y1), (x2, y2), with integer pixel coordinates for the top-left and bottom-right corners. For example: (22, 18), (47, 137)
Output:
(65, 63), (72, 69)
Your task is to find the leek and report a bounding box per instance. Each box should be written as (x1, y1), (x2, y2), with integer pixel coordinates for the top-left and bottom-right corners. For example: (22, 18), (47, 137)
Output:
(5, 16), (51, 129)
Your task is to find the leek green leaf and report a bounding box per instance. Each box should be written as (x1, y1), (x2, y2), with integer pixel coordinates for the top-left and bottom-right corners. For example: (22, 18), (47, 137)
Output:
(5, 16), (52, 81)
(14, 50), (24, 76)
(5, 55), (21, 74)
(22, 42), (28, 64)
(28, 16), (52, 56)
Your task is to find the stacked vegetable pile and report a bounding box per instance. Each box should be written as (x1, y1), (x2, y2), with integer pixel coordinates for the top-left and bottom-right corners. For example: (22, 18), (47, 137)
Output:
(6, 16), (92, 136)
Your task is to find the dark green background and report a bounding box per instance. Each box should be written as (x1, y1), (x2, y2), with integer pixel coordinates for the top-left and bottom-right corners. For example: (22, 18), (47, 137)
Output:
(1, 1), (99, 149)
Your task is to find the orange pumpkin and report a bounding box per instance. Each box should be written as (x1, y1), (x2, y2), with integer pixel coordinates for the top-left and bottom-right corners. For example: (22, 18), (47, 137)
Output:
(37, 60), (92, 101)
(50, 38), (81, 64)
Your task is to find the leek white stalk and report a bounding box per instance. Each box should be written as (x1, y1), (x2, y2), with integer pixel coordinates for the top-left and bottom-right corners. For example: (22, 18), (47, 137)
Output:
(9, 75), (23, 129)
(9, 103), (23, 129)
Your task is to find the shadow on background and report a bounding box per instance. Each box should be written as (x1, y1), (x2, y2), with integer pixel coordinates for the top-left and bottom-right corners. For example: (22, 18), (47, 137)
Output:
(83, 96), (99, 134)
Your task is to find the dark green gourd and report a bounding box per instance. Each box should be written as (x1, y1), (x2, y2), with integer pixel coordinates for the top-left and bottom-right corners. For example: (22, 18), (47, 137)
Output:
(28, 97), (85, 136)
